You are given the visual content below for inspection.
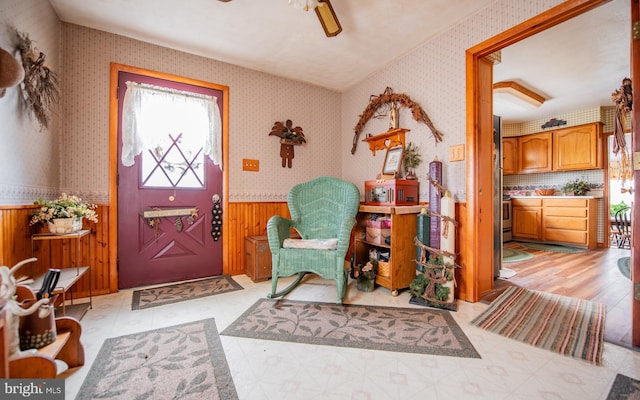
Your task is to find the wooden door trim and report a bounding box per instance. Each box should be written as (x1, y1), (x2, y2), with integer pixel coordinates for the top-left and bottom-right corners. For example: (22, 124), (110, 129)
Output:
(464, 0), (611, 302)
(631, 0), (639, 346)
(108, 63), (230, 292)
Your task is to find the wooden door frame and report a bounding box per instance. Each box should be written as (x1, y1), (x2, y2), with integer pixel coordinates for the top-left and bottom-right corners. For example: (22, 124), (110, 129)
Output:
(631, 0), (639, 346)
(108, 63), (230, 292)
(463, 0), (612, 303)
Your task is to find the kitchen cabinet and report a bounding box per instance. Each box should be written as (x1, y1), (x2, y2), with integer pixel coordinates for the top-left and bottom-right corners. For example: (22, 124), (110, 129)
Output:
(512, 197), (598, 249)
(542, 198), (597, 248)
(502, 137), (518, 175)
(512, 198), (543, 240)
(552, 122), (603, 171)
(508, 122), (603, 175)
(518, 132), (552, 173)
(353, 205), (422, 296)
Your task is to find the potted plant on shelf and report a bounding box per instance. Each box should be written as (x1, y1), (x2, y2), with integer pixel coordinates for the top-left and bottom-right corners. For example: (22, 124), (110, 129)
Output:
(30, 193), (98, 234)
(562, 179), (590, 196)
(402, 142), (422, 180)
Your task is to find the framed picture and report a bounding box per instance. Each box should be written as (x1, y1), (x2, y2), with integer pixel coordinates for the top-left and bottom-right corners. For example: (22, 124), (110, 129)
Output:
(382, 146), (404, 176)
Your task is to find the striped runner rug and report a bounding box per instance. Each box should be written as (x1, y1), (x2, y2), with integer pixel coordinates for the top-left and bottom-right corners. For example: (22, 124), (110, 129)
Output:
(471, 286), (605, 365)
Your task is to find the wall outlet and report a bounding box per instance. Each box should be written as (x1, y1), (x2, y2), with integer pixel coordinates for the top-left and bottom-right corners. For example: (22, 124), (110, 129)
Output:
(242, 158), (259, 172)
(449, 144), (465, 162)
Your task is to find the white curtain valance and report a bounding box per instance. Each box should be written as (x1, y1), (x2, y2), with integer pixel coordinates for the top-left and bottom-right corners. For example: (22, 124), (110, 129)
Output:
(121, 81), (222, 168)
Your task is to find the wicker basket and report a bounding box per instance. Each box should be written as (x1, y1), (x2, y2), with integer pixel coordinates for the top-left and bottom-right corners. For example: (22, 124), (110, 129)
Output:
(378, 261), (391, 278)
(534, 189), (555, 196)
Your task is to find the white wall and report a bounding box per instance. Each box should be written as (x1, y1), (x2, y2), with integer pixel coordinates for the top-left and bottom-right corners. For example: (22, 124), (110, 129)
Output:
(341, 0), (565, 202)
(0, 0), (61, 204)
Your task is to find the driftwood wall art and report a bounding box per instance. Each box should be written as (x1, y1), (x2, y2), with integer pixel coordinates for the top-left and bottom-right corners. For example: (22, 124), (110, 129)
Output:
(269, 119), (306, 168)
(351, 87), (444, 154)
(16, 30), (60, 130)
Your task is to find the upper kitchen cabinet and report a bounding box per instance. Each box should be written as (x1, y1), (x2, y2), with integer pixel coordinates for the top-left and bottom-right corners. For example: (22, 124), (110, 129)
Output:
(502, 137), (518, 175)
(518, 132), (552, 173)
(552, 122), (603, 171)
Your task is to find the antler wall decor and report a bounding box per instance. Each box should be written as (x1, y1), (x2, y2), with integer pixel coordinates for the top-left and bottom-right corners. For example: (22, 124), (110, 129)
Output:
(269, 119), (306, 168)
(351, 87), (444, 154)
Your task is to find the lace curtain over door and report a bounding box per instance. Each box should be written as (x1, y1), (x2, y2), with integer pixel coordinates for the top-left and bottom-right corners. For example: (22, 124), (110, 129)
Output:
(121, 81), (222, 169)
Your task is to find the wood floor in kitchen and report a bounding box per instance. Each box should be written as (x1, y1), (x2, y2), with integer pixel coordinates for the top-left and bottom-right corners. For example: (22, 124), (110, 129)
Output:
(499, 241), (636, 351)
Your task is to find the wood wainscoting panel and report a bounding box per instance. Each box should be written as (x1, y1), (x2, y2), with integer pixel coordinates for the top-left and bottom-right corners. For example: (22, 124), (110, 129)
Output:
(0, 205), (111, 299)
(226, 202), (289, 276)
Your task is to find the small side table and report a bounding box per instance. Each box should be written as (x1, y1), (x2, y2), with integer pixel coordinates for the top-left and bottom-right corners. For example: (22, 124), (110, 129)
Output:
(29, 230), (92, 320)
(245, 236), (272, 282)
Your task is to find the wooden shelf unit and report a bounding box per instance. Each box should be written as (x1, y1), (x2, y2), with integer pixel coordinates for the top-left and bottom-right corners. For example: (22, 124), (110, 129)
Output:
(8, 286), (85, 379)
(30, 230), (92, 320)
(353, 205), (422, 296)
(0, 309), (7, 378)
(361, 128), (410, 155)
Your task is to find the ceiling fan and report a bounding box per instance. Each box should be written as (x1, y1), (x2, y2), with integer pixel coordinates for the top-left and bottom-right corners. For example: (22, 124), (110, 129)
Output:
(217, 0), (342, 37)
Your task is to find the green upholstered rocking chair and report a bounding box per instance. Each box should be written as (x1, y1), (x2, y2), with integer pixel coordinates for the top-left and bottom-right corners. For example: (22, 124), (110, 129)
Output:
(267, 176), (360, 304)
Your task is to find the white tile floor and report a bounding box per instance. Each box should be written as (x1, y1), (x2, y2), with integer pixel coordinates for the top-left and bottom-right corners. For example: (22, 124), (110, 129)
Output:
(63, 275), (640, 400)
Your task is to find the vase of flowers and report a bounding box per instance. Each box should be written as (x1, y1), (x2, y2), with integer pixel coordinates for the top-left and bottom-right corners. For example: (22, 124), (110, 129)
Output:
(356, 259), (378, 292)
(30, 193), (98, 234)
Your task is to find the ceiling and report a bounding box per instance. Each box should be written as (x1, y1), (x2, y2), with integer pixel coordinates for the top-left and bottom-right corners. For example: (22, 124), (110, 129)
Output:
(48, 0), (629, 123)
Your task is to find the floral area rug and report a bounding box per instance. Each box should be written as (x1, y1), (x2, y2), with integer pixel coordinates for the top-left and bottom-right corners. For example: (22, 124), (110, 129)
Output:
(131, 276), (243, 310)
(617, 256), (631, 280)
(75, 318), (237, 400)
(221, 299), (480, 359)
(517, 242), (584, 254)
(606, 374), (640, 399)
(471, 286), (605, 365)
(503, 248), (533, 263)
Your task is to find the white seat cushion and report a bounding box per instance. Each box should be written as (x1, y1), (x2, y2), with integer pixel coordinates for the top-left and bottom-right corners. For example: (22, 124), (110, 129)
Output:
(282, 238), (339, 250)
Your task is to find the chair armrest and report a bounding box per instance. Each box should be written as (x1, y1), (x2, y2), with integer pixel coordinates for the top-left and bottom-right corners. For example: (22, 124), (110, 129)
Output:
(267, 215), (295, 253)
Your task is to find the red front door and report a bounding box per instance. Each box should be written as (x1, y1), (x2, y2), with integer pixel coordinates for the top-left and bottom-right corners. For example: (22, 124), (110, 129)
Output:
(117, 71), (224, 288)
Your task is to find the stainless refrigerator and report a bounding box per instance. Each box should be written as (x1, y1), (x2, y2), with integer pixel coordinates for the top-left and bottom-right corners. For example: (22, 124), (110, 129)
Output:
(493, 115), (502, 279)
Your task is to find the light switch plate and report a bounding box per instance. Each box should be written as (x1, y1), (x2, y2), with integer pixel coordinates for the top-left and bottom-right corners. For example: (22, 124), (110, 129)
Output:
(634, 152), (640, 170)
(449, 144), (465, 162)
(242, 158), (259, 172)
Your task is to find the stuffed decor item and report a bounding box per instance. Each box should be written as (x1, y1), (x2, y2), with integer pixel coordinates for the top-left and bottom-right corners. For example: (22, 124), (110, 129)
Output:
(0, 47), (25, 98)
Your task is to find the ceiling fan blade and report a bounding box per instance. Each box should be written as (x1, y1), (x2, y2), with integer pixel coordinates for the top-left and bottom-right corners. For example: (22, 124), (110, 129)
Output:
(315, 0), (342, 37)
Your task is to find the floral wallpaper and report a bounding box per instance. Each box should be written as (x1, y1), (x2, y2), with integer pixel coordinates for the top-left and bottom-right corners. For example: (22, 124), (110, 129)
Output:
(340, 0), (566, 203)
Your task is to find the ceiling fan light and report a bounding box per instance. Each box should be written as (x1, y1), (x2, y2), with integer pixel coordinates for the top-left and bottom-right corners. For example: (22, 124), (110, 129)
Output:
(315, 0), (342, 37)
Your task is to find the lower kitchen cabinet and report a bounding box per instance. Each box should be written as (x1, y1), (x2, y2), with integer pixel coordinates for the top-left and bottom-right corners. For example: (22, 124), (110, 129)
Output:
(512, 197), (598, 249)
(512, 198), (542, 240)
(542, 198), (597, 249)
